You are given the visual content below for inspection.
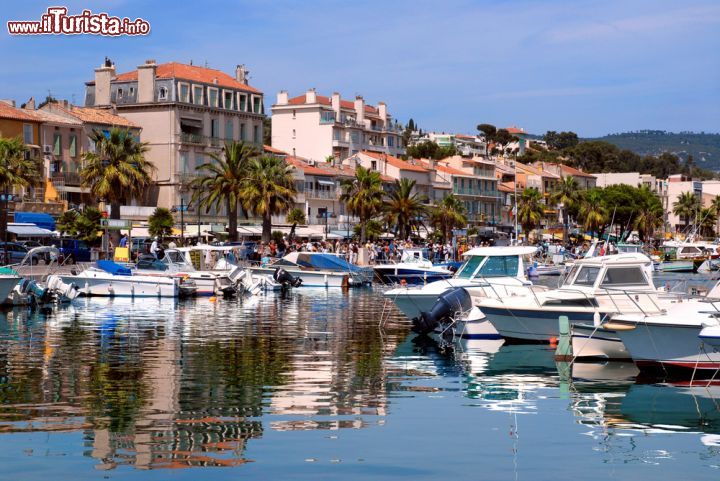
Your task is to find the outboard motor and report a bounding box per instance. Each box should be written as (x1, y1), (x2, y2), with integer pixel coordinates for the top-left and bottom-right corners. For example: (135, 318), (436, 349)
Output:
(273, 268), (303, 288)
(412, 287), (472, 335)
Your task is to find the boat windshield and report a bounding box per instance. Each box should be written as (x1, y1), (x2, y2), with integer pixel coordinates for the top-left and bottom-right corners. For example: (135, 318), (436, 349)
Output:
(600, 266), (648, 286)
(456, 256), (485, 279)
(476, 255), (519, 278)
(165, 250), (187, 265)
(571, 266), (601, 286)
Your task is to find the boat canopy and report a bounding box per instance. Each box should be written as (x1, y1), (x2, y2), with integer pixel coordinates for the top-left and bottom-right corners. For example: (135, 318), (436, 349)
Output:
(96, 260), (132, 276)
(284, 252), (366, 273)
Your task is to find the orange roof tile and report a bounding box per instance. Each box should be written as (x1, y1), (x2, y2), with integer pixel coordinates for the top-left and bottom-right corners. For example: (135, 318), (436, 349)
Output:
(0, 102), (42, 123)
(284, 156), (334, 177)
(417, 159), (467, 176)
(287, 94), (379, 114)
(113, 62), (261, 94)
(263, 144), (287, 155)
(516, 163), (559, 179)
(505, 126), (529, 135)
(559, 163), (594, 178)
(361, 151), (428, 173)
(51, 104), (139, 128)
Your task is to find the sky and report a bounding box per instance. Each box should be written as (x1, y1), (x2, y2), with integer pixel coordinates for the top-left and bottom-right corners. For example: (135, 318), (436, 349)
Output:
(1, 0), (718, 137)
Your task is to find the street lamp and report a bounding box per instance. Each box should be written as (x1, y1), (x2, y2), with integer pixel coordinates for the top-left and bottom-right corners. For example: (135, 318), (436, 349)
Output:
(0, 190), (13, 265)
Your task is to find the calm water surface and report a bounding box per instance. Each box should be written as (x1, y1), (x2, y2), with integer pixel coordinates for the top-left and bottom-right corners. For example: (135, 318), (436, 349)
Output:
(0, 279), (719, 480)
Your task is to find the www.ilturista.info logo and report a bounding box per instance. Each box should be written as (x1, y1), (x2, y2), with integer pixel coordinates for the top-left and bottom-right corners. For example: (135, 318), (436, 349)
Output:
(7, 7), (150, 36)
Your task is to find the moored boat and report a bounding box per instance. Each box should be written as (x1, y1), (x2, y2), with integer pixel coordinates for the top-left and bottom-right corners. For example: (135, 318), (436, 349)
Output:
(61, 260), (184, 298)
(373, 248), (453, 285)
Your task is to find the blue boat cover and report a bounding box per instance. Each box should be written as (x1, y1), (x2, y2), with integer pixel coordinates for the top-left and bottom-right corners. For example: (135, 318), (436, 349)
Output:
(96, 260), (132, 276)
(295, 253), (367, 273)
(13, 212), (56, 231)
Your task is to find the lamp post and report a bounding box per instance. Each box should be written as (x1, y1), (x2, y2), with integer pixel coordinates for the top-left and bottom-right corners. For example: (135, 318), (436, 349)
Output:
(1, 188), (10, 265)
(180, 196), (185, 246)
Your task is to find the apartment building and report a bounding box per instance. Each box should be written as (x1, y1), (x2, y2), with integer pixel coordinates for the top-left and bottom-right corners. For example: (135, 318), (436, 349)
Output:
(272, 90), (405, 162)
(346, 151), (432, 201)
(84, 58), (264, 218)
(535, 162), (597, 190)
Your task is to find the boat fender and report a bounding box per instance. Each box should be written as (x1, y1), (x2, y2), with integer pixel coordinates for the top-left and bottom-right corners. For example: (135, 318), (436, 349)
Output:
(412, 287), (472, 335)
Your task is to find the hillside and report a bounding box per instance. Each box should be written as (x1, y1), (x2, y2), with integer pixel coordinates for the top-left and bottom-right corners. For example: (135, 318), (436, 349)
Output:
(588, 131), (720, 170)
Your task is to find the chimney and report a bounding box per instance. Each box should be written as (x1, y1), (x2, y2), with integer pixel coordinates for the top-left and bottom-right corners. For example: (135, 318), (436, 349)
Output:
(94, 57), (116, 106)
(378, 101), (387, 123)
(137, 59), (156, 103)
(24, 97), (36, 110)
(354, 95), (365, 124)
(276, 90), (288, 105)
(305, 88), (317, 104)
(235, 64), (248, 85)
(0, 99), (16, 107)
(331, 92), (341, 115)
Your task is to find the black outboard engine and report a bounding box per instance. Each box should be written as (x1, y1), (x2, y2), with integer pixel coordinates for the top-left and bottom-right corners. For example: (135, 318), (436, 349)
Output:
(273, 268), (303, 288)
(412, 287), (472, 335)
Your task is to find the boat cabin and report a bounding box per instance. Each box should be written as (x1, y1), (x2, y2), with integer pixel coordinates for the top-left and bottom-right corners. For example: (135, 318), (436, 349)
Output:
(561, 253), (655, 292)
(454, 246), (538, 280)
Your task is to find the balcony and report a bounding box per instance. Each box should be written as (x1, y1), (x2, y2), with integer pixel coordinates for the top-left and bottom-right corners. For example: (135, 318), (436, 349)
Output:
(180, 132), (205, 145)
(332, 139), (349, 147)
(176, 171), (200, 187)
(320, 111), (337, 124)
(304, 189), (338, 200)
(51, 172), (83, 187)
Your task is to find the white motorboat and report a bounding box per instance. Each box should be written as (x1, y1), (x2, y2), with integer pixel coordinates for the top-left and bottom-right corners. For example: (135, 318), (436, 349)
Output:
(134, 250), (237, 296)
(477, 253), (665, 342)
(0, 268), (21, 304)
(384, 246), (539, 322)
(606, 300), (720, 373)
(281, 251), (373, 286)
(249, 256), (350, 288)
(373, 248), (454, 285)
(61, 260), (185, 298)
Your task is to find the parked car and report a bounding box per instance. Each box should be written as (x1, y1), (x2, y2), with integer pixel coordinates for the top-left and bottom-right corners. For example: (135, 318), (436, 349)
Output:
(58, 239), (92, 264)
(0, 242), (44, 265)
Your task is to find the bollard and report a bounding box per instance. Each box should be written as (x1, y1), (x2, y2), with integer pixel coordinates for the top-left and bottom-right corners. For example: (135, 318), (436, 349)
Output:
(554, 315), (573, 361)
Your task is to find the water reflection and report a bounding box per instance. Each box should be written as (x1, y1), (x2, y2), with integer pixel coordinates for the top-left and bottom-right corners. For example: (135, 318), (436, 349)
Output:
(0, 289), (409, 470)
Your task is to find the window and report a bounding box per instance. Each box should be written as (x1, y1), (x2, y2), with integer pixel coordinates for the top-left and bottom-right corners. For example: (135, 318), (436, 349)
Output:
(225, 119), (234, 140)
(224, 91), (234, 109)
(53, 133), (62, 156)
(208, 87), (219, 107)
(117, 88), (124, 98)
(180, 151), (189, 172)
(573, 266), (601, 286)
(253, 125), (260, 143)
(240, 123), (246, 140)
(23, 124), (33, 144)
(292, 129), (296, 139)
(193, 85), (204, 105)
(238, 94), (247, 111)
(388, 136), (394, 147)
(129, 87), (135, 96)
(457, 255), (485, 279)
(179, 83), (190, 102)
(600, 267), (648, 287)
(253, 96), (261, 114)
(158, 87), (168, 100)
(69, 134), (77, 157)
(211, 118), (220, 138)
(371, 160), (377, 170)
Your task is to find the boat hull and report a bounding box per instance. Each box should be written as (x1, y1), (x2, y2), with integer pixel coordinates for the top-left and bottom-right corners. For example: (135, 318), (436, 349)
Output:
(60, 274), (179, 298)
(374, 266), (453, 285)
(615, 321), (720, 372)
(0, 275), (21, 304)
(482, 305), (598, 342)
(571, 323), (630, 360)
(249, 267), (348, 287)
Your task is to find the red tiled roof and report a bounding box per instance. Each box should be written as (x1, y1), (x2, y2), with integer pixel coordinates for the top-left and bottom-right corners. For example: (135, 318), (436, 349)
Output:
(517, 163), (559, 179)
(418, 159), (467, 176)
(505, 126), (529, 135)
(287, 94), (379, 114)
(559, 163), (594, 178)
(361, 151), (428, 173)
(0, 102), (42, 123)
(264, 144), (287, 155)
(285, 156), (335, 177)
(49, 103), (139, 128)
(112, 62), (262, 94)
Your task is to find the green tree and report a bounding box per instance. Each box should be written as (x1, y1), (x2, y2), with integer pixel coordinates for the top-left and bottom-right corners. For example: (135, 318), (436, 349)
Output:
(0, 136), (40, 243)
(353, 219), (383, 240)
(148, 207), (174, 239)
(81, 128), (153, 221)
(632, 187), (663, 241)
(340, 166), (384, 242)
(75, 207), (102, 245)
(672, 191), (700, 231)
(384, 178), (428, 240)
(699, 207), (716, 238)
(262, 116), (272, 146)
(710, 196), (720, 236)
(286, 207), (306, 226)
(550, 176), (580, 242)
(517, 188), (544, 242)
(544, 131), (579, 150)
(430, 194), (467, 243)
(191, 141), (260, 242)
(56, 210), (79, 237)
(579, 189), (608, 238)
(239, 155), (297, 243)
(477, 123), (497, 140)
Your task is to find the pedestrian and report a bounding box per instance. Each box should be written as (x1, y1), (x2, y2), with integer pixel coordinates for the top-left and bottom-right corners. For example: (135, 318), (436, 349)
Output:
(119, 234), (128, 248)
(150, 237), (159, 258)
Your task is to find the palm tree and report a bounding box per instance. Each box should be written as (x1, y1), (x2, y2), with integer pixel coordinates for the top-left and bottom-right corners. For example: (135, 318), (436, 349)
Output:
(633, 186), (663, 242)
(239, 155), (297, 243)
(517, 188), (544, 243)
(0, 136), (39, 191)
(148, 207), (174, 239)
(430, 194), (467, 243)
(384, 178), (428, 240)
(579, 189), (608, 239)
(286, 207), (306, 241)
(340, 166), (384, 243)
(711, 195), (720, 237)
(699, 207), (717, 238)
(190, 141), (260, 242)
(550, 176), (580, 242)
(672, 191), (700, 233)
(81, 128), (153, 222)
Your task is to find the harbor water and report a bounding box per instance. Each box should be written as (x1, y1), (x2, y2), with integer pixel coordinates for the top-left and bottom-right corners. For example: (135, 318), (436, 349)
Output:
(0, 275), (719, 480)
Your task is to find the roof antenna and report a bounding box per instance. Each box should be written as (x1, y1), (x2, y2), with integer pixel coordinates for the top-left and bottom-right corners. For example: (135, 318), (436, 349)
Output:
(190, 59), (193, 66)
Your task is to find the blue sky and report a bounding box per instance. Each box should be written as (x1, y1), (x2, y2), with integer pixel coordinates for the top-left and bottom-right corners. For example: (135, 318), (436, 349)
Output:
(1, 0), (718, 137)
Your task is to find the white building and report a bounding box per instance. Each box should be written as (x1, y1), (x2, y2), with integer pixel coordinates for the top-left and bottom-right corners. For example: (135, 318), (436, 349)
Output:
(271, 89), (405, 163)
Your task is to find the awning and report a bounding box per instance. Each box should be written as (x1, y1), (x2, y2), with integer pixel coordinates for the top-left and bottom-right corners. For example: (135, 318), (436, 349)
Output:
(13, 212), (56, 230)
(7, 223), (54, 237)
(317, 179), (335, 186)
